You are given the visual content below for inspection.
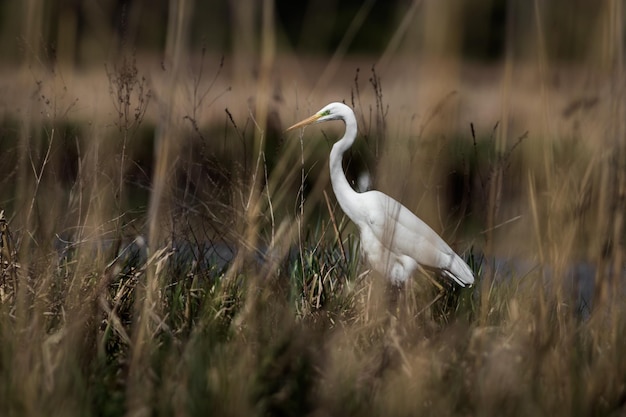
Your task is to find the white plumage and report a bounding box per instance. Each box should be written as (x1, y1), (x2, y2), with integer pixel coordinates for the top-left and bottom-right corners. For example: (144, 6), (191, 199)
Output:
(287, 102), (474, 287)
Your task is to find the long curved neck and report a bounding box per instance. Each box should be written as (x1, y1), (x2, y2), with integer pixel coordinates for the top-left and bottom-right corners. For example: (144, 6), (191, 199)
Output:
(329, 112), (360, 222)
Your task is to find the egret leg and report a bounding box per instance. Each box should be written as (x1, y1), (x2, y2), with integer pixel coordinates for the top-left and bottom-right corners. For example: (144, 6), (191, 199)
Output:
(385, 280), (406, 317)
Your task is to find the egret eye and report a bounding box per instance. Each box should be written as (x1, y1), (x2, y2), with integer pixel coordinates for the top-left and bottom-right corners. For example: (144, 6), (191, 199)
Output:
(319, 109), (331, 117)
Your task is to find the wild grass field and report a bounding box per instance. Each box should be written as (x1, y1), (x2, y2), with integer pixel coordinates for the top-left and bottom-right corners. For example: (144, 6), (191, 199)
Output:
(1, 1), (626, 416)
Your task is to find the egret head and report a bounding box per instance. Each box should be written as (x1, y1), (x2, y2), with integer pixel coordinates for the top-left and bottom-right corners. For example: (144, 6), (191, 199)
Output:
(286, 102), (352, 131)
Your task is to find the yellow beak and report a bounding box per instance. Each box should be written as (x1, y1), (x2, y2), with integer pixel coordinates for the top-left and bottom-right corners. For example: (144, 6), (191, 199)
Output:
(285, 113), (322, 132)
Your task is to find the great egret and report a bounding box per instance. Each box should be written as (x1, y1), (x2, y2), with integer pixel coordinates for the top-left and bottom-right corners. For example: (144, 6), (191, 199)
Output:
(287, 102), (474, 287)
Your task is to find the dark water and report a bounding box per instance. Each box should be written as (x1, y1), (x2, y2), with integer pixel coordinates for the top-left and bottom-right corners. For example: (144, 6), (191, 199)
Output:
(54, 232), (625, 319)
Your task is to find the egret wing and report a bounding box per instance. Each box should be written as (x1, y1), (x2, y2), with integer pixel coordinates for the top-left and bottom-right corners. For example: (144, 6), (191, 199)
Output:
(361, 191), (474, 286)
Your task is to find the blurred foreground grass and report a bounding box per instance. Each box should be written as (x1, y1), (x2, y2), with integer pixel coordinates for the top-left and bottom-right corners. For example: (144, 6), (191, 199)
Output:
(1, 54), (625, 416)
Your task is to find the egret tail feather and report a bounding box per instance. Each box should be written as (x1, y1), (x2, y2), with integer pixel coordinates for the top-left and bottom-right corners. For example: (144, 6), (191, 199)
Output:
(443, 254), (474, 287)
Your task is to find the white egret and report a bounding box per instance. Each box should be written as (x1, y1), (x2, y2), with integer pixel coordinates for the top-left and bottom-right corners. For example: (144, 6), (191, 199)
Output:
(287, 102), (474, 287)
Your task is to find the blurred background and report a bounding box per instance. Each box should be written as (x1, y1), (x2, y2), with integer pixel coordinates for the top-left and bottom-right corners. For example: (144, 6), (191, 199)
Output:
(0, 0), (607, 64)
(0, 0), (613, 123)
(0, 0), (623, 266)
